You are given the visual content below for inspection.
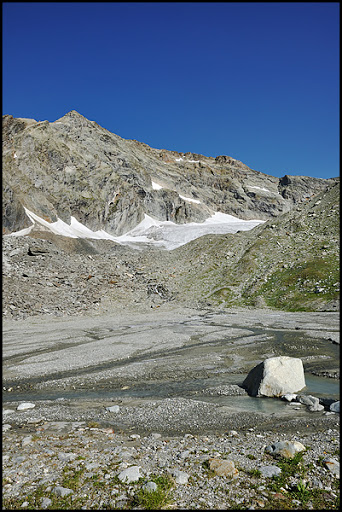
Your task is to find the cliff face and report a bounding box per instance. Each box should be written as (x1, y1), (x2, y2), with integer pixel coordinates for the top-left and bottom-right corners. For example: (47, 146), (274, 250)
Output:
(2, 111), (334, 236)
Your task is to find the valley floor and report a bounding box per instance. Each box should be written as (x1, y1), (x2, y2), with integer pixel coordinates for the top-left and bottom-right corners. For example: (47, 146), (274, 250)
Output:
(3, 307), (340, 509)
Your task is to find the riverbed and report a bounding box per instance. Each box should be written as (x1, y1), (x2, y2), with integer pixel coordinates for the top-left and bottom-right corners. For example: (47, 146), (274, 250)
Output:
(3, 307), (339, 435)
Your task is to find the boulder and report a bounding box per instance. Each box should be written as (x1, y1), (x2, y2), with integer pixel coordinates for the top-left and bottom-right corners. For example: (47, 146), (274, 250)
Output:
(242, 356), (305, 397)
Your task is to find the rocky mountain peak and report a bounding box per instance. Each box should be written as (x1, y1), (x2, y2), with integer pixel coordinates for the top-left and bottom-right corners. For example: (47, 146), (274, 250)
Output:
(2, 112), (336, 238)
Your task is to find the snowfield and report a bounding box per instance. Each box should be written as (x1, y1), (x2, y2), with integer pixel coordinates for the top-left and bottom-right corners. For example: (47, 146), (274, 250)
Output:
(9, 207), (265, 251)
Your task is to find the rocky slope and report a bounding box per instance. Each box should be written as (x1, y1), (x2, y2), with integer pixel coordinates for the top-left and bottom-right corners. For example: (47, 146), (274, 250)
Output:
(2, 111), (335, 236)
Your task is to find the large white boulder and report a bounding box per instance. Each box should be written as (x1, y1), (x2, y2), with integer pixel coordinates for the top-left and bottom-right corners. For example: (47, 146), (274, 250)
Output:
(242, 356), (306, 397)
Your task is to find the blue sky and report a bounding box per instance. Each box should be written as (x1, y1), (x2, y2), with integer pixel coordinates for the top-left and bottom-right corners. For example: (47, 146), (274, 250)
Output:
(3, 2), (339, 179)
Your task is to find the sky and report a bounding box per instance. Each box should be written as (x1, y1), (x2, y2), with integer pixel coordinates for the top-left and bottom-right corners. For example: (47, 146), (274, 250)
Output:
(3, 2), (339, 179)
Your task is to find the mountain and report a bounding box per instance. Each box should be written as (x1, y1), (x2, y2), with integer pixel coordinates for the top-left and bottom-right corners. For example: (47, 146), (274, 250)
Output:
(2, 111), (334, 237)
(2, 111), (339, 318)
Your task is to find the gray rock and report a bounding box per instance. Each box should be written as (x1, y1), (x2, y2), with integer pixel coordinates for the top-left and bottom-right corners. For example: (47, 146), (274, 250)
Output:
(143, 481), (158, 493)
(265, 440), (306, 459)
(242, 356), (306, 397)
(118, 465), (141, 483)
(58, 452), (76, 462)
(106, 405), (120, 413)
(17, 402), (35, 410)
(259, 465), (282, 478)
(281, 393), (298, 402)
(41, 497), (52, 509)
(53, 486), (74, 497)
(330, 401), (340, 413)
(308, 403), (325, 412)
(323, 457), (340, 478)
(172, 469), (190, 484)
(21, 436), (33, 447)
(297, 395), (319, 407)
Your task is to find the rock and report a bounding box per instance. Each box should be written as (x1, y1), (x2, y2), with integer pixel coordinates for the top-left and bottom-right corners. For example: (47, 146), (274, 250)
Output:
(41, 497), (52, 509)
(143, 481), (158, 493)
(172, 470), (190, 484)
(118, 465), (141, 483)
(308, 403), (325, 412)
(265, 440), (306, 459)
(3, 409), (15, 415)
(259, 465), (282, 478)
(53, 486), (74, 497)
(281, 393), (298, 402)
(330, 401), (340, 413)
(323, 457), (340, 478)
(209, 458), (239, 478)
(58, 452), (76, 462)
(2, 424), (12, 432)
(17, 402), (35, 410)
(21, 436), (33, 447)
(242, 356), (306, 397)
(106, 405), (120, 413)
(297, 395), (319, 407)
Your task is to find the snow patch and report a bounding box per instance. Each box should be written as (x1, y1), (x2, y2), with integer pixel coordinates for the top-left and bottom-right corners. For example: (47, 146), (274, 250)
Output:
(179, 194), (201, 204)
(9, 207), (264, 251)
(152, 181), (163, 190)
(248, 185), (277, 194)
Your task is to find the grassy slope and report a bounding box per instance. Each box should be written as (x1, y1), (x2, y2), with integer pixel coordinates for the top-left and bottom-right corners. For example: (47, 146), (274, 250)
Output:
(171, 182), (340, 312)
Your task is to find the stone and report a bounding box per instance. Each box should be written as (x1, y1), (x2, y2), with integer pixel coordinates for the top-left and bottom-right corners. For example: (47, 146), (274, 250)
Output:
(143, 481), (158, 493)
(259, 465), (282, 478)
(297, 395), (319, 406)
(209, 458), (239, 478)
(281, 393), (298, 402)
(330, 401), (340, 413)
(323, 457), (340, 478)
(17, 402), (35, 410)
(242, 356), (306, 397)
(265, 440), (306, 459)
(41, 497), (52, 509)
(118, 465), (141, 483)
(172, 470), (189, 484)
(308, 403), (324, 412)
(3, 409), (15, 415)
(106, 405), (120, 413)
(53, 486), (74, 497)
(21, 436), (33, 447)
(58, 452), (76, 462)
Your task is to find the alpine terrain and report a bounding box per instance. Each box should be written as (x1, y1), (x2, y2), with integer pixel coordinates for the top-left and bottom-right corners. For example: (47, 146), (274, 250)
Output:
(2, 111), (339, 318)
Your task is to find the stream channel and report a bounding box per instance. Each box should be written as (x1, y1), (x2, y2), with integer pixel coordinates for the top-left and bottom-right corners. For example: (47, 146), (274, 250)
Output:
(3, 313), (340, 417)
